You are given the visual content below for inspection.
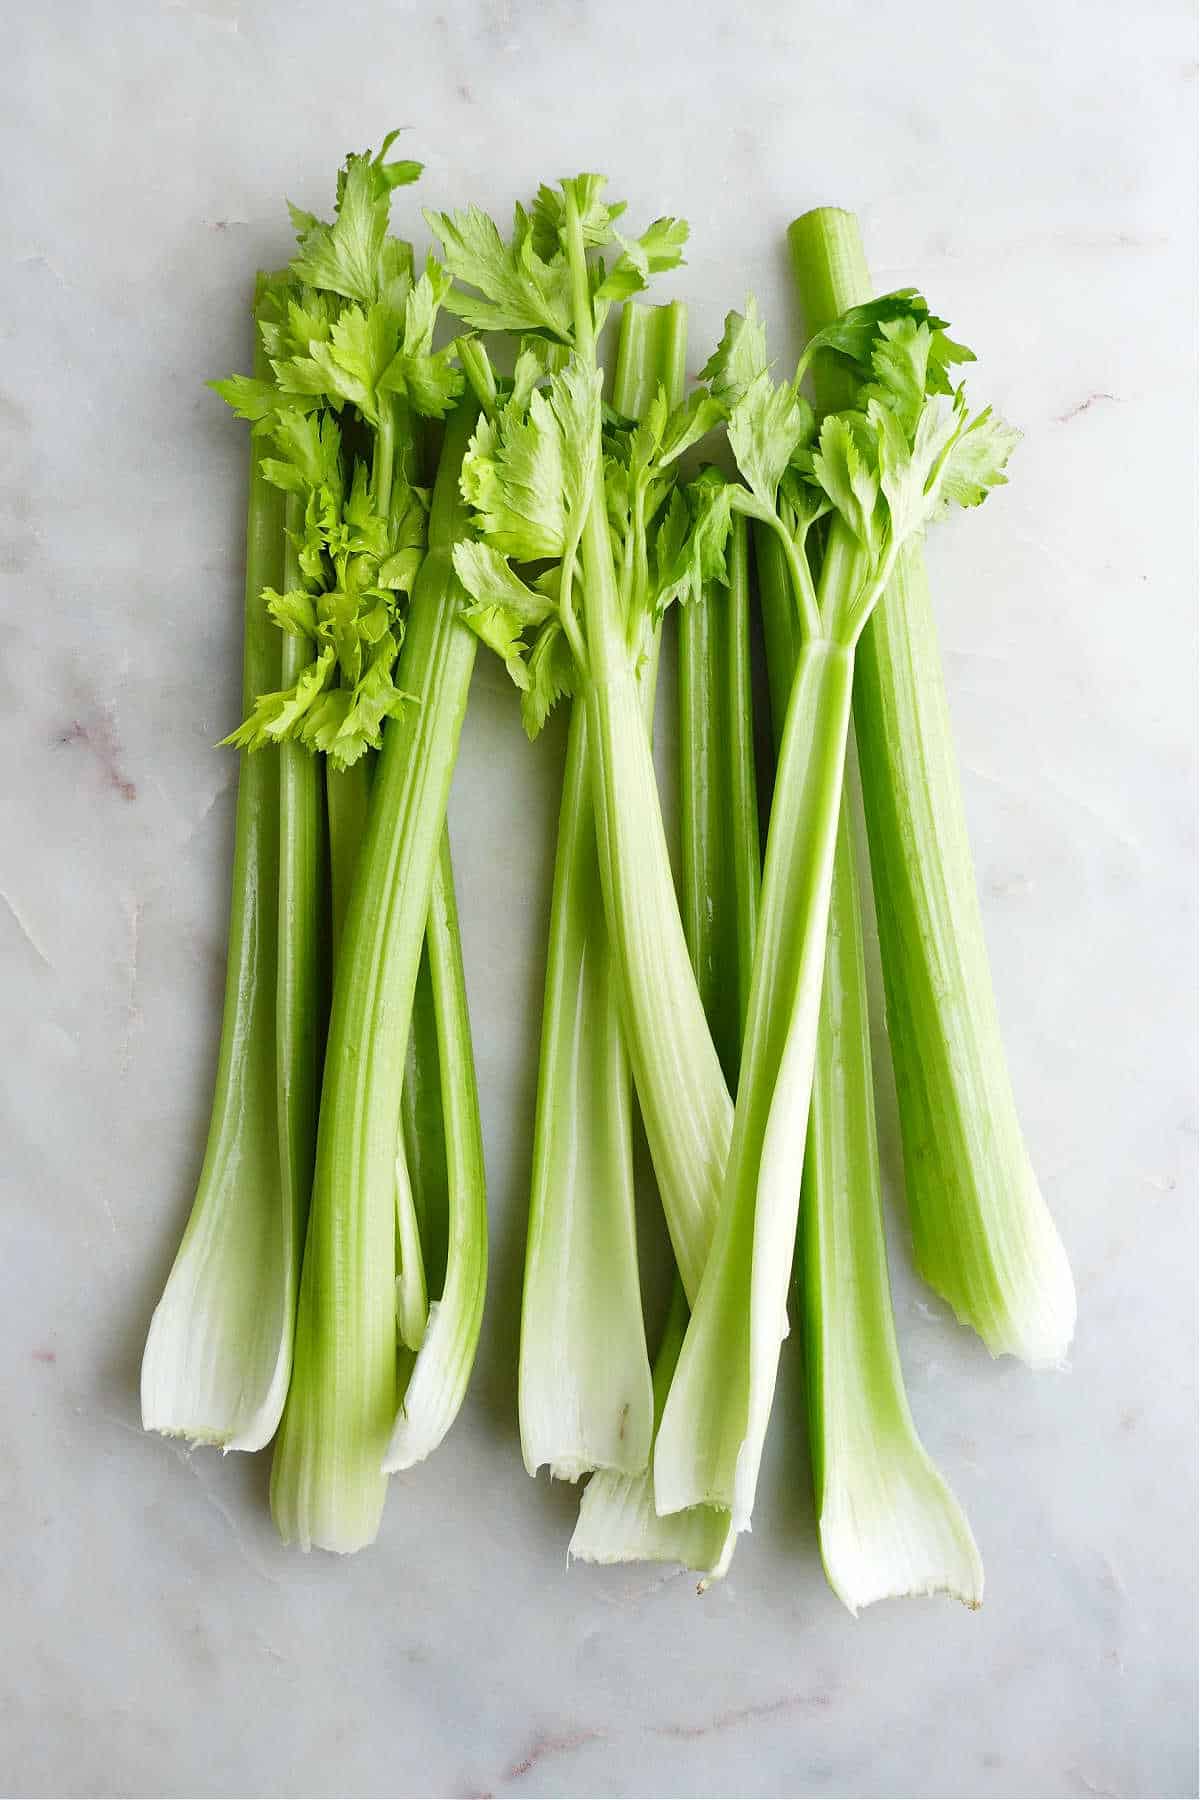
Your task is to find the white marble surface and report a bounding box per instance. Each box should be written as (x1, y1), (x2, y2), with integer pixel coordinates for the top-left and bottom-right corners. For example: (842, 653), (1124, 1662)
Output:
(3, 2), (1197, 1796)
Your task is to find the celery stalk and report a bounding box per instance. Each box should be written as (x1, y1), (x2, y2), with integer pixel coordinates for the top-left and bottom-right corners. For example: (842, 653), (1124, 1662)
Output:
(141, 283), (295, 1451)
(562, 189), (733, 1306)
(655, 615), (856, 1528)
(384, 828), (487, 1469)
(757, 523), (982, 1613)
(679, 513), (759, 1084)
(276, 490), (326, 1364)
(270, 397), (480, 1553)
(327, 761), (370, 957)
(518, 301), (684, 1483)
(572, 513), (758, 1574)
(787, 208), (1075, 1367)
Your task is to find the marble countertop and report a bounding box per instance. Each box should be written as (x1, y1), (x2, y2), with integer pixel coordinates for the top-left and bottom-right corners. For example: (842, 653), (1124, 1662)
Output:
(3, 2), (1196, 1796)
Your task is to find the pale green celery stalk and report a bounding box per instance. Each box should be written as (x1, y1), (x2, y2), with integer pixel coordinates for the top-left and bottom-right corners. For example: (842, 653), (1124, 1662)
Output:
(141, 285), (293, 1451)
(571, 513), (758, 1574)
(788, 208), (1074, 1367)
(270, 397), (481, 1553)
(656, 524), (864, 1532)
(384, 828), (487, 1469)
(518, 300), (684, 1483)
(276, 489), (326, 1363)
(562, 186), (733, 1307)
(756, 524), (982, 1613)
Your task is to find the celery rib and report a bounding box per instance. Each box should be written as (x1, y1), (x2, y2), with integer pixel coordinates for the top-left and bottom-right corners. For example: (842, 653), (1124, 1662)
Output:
(788, 208), (1075, 1368)
(555, 186), (733, 1309)
(655, 626), (855, 1527)
(141, 286), (294, 1452)
(572, 513), (758, 1575)
(275, 488), (327, 1402)
(270, 398), (480, 1553)
(384, 828), (487, 1470)
(519, 302), (685, 1484)
(757, 521), (982, 1614)
(679, 513), (759, 1086)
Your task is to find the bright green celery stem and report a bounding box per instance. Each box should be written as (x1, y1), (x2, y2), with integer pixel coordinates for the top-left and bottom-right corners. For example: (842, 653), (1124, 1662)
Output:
(788, 208), (1074, 1367)
(270, 397), (480, 1553)
(384, 827), (487, 1469)
(756, 525), (982, 1613)
(141, 287), (292, 1451)
(277, 490), (326, 1367)
(519, 300), (684, 1483)
(656, 524), (865, 1530)
(562, 186), (731, 1307)
(679, 514), (759, 1085)
(328, 757), (371, 957)
(571, 513), (758, 1575)
(327, 753), (428, 1353)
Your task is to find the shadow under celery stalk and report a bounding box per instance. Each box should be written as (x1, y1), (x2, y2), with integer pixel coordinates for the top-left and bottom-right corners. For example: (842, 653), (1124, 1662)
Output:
(141, 280), (299, 1451)
(756, 525), (982, 1613)
(519, 300), (687, 1484)
(571, 512), (758, 1575)
(271, 397), (483, 1554)
(787, 209), (1074, 1369)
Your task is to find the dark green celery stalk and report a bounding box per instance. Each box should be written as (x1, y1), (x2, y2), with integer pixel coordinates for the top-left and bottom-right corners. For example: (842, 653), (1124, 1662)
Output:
(276, 491), (326, 1369)
(519, 300), (685, 1483)
(571, 513), (758, 1574)
(270, 396), (480, 1554)
(787, 210), (1074, 1368)
(141, 278), (293, 1450)
(756, 523), (982, 1613)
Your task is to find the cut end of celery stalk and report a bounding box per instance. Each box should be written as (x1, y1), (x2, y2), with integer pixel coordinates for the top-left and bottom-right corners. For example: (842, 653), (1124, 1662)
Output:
(570, 1477), (735, 1578)
(141, 1265), (294, 1454)
(818, 1438), (984, 1616)
(270, 1355), (390, 1554)
(571, 1289), (736, 1579)
(924, 1152), (1077, 1370)
(383, 1296), (478, 1473)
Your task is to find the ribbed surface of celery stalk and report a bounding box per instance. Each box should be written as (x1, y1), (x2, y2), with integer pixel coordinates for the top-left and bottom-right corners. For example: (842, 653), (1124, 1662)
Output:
(788, 209), (1075, 1368)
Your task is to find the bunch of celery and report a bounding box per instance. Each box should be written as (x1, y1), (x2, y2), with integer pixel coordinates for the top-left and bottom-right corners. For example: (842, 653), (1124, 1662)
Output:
(435, 170), (1067, 1608)
(144, 148), (1072, 1598)
(142, 138), (487, 1554)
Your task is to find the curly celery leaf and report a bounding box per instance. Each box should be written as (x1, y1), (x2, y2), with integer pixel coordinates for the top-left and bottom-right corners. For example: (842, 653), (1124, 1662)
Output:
(259, 407), (343, 498)
(812, 414), (883, 558)
(222, 644), (338, 750)
(530, 177), (626, 258)
(210, 372), (299, 424)
(291, 139), (420, 306)
(727, 371), (811, 513)
(519, 618), (576, 739)
(651, 469), (735, 614)
(432, 178), (687, 342)
(812, 367), (1019, 596)
(427, 202), (574, 342)
(595, 217), (689, 303)
(699, 295), (770, 407)
(458, 358), (602, 562)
